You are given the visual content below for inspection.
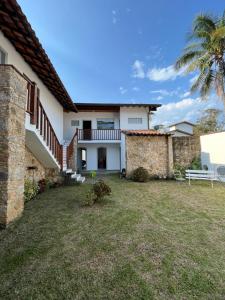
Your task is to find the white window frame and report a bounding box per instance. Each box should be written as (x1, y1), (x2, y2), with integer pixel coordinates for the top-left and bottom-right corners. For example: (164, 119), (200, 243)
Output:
(128, 118), (143, 124)
(71, 120), (79, 127)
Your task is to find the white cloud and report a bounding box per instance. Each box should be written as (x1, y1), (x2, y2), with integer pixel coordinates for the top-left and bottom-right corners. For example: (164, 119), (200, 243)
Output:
(132, 86), (140, 92)
(150, 89), (181, 98)
(112, 10), (117, 24)
(119, 86), (127, 95)
(152, 95), (223, 126)
(189, 74), (198, 85)
(147, 65), (184, 82)
(156, 96), (163, 101)
(181, 91), (191, 98)
(132, 60), (145, 79)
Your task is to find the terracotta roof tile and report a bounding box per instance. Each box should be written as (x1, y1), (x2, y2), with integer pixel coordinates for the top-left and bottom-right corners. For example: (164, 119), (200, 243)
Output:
(122, 130), (171, 136)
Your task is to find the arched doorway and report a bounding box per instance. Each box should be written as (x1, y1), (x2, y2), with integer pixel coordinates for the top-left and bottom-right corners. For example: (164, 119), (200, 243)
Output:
(98, 147), (106, 169)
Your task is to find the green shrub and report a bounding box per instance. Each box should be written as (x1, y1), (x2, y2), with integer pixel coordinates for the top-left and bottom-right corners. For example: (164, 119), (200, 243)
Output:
(90, 170), (97, 184)
(131, 167), (149, 182)
(190, 156), (201, 170)
(24, 180), (39, 202)
(83, 180), (111, 206)
(174, 164), (186, 177)
(83, 190), (95, 206)
(93, 180), (111, 200)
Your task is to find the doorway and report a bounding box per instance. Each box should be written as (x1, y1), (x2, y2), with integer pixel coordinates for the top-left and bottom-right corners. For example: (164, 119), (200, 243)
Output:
(77, 148), (87, 171)
(83, 120), (92, 140)
(98, 147), (106, 169)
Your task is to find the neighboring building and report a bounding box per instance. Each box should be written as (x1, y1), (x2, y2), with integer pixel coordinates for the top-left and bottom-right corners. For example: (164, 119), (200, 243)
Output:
(201, 132), (225, 180)
(168, 121), (195, 136)
(0, 0), (173, 227)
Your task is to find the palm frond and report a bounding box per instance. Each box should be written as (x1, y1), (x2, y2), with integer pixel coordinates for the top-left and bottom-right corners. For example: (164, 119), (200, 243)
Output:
(211, 26), (225, 42)
(200, 70), (214, 98)
(190, 70), (208, 93)
(175, 51), (204, 70)
(183, 42), (203, 53)
(193, 14), (217, 33)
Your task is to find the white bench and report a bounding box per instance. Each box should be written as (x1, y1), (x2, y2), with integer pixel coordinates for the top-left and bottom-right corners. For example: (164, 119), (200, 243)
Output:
(185, 170), (216, 188)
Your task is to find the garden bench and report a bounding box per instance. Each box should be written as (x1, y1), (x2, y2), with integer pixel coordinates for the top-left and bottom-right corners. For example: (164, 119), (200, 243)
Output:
(185, 170), (216, 188)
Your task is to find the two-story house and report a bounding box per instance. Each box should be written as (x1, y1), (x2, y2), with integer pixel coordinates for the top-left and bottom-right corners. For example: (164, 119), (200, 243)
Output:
(0, 0), (173, 227)
(64, 102), (160, 173)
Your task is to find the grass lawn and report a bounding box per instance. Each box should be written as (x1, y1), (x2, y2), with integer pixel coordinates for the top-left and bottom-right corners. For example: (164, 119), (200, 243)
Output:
(1, 176), (225, 299)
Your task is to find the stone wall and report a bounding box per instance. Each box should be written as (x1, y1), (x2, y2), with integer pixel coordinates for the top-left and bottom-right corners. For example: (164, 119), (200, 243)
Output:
(172, 136), (200, 168)
(0, 65), (27, 227)
(25, 147), (60, 182)
(25, 147), (46, 182)
(125, 135), (173, 178)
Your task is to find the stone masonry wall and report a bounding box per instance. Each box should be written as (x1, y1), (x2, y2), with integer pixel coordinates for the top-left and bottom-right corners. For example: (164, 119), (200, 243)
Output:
(25, 147), (46, 182)
(25, 147), (61, 183)
(125, 135), (173, 178)
(0, 65), (27, 227)
(173, 136), (200, 168)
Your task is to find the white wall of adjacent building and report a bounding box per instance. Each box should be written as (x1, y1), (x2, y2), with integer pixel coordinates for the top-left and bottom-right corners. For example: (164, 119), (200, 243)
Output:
(200, 132), (225, 173)
(78, 143), (121, 171)
(169, 123), (194, 135)
(0, 31), (64, 142)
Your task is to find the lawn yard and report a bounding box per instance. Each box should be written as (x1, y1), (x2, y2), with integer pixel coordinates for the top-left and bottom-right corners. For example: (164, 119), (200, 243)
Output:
(1, 176), (225, 299)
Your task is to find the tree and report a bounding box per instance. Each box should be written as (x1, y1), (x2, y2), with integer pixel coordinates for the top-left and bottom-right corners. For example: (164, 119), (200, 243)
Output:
(175, 12), (225, 111)
(194, 108), (224, 135)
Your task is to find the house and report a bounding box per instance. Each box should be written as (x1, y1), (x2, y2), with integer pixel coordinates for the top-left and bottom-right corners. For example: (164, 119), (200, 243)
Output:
(0, 0), (173, 227)
(168, 121), (195, 136)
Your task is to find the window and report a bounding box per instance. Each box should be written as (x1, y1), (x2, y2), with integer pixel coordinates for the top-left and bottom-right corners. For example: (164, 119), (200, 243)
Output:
(128, 118), (142, 124)
(97, 119), (114, 130)
(0, 48), (7, 64)
(71, 120), (79, 126)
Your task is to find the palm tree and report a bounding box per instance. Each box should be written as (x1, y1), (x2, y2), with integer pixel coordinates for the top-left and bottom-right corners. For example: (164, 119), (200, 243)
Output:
(175, 12), (225, 110)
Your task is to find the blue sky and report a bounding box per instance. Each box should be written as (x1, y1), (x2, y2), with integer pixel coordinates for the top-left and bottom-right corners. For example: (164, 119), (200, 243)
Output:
(18, 0), (224, 125)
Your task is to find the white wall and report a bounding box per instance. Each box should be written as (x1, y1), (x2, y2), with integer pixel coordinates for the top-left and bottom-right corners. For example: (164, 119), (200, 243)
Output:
(170, 123), (193, 135)
(120, 107), (149, 130)
(64, 111), (120, 141)
(78, 143), (120, 171)
(170, 130), (190, 137)
(0, 31), (64, 142)
(201, 132), (225, 172)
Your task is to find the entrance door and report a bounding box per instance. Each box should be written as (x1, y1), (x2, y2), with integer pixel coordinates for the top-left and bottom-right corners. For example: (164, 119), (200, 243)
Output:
(83, 120), (92, 140)
(98, 147), (106, 169)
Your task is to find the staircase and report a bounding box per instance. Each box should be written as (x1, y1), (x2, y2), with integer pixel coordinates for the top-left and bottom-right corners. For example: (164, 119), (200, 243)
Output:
(63, 140), (85, 184)
(25, 78), (85, 183)
(66, 169), (86, 184)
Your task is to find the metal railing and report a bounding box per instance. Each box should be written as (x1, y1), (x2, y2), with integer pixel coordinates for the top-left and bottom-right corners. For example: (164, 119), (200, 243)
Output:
(77, 129), (121, 141)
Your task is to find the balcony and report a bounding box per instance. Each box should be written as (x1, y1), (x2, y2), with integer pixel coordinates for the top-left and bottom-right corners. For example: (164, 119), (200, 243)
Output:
(77, 129), (121, 141)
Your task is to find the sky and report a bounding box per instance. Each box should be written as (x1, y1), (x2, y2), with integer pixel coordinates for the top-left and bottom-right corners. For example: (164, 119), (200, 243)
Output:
(18, 0), (225, 125)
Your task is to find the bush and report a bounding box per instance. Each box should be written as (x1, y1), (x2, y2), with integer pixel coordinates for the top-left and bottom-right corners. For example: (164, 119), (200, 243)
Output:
(174, 164), (186, 177)
(190, 156), (201, 170)
(131, 167), (149, 182)
(83, 180), (111, 206)
(93, 180), (111, 200)
(24, 180), (39, 202)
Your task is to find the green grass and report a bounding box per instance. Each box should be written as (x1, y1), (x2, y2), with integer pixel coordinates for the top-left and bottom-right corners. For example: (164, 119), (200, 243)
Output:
(1, 176), (225, 299)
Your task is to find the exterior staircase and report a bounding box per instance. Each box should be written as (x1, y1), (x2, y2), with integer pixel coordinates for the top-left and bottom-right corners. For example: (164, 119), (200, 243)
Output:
(63, 140), (85, 184)
(66, 169), (86, 184)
